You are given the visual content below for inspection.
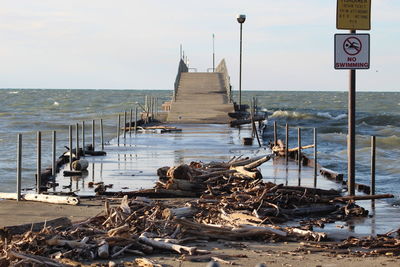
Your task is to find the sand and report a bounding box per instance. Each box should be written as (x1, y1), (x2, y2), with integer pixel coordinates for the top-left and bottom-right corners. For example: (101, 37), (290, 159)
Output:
(1, 199), (399, 266)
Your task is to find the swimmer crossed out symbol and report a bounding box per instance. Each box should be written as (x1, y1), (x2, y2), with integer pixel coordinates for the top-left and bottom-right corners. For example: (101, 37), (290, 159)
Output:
(343, 37), (362, 56)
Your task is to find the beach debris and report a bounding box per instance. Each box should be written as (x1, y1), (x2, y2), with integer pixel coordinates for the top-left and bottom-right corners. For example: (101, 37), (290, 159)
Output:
(0, 156), (394, 265)
(0, 193), (79, 205)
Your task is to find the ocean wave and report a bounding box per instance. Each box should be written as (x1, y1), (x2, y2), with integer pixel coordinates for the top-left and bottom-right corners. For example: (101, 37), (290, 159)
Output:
(316, 112), (347, 120)
(270, 110), (315, 120)
(53, 101), (60, 106)
(357, 114), (400, 127)
(8, 91), (19, 94)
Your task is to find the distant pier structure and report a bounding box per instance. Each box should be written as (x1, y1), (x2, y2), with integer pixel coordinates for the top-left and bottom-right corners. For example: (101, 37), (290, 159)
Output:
(166, 59), (234, 124)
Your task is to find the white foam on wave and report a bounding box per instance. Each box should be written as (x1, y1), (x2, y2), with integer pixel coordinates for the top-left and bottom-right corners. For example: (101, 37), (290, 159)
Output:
(53, 101), (59, 106)
(270, 110), (313, 119)
(317, 112), (347, 120)
(8, 91), (19, 94)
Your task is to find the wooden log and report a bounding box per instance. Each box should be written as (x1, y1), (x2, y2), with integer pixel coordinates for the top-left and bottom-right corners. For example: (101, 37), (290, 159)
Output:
(47, 237), (93, 248)
(85, 150), (107, 156)
(288, 144), (315, 152)
(0, 193), (79, 205)
(108, 224), (130, 237)
(71, 159), (89, 171)
(333, 194), (394, 202)
(233, 225), (287, 237)
(97, 240), (110, 258)
(162, 207), (197, 219)
(277, 186), (340, 196)
(166, 179), (205, 191)
(2, 217), (71, 236)
(320, 167), (344, 181)
(231, 166), (262, 179)
(194, 170), (236, 180)
(139, 232), (197, 255)
(287, 227), (327, 241)
(135, 257), (162, 267)
(8, 251), (68, 267)
(243, 155), (273, 170)
(228, 155), (266, 167)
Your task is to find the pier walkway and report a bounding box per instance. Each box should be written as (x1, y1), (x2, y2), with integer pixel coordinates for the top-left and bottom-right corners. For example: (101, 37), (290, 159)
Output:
(166, 59), (234, 124)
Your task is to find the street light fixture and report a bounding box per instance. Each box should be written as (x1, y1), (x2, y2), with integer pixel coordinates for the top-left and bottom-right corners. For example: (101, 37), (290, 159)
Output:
(237, 14), (246, 111)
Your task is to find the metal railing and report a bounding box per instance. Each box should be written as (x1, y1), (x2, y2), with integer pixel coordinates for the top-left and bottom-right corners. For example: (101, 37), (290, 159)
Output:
(215, 59), (232, 103)
(173, 59), (188, 101)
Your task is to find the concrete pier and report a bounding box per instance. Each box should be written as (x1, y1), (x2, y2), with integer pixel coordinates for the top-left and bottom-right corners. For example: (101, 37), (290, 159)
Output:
(167, 60), (234, 123)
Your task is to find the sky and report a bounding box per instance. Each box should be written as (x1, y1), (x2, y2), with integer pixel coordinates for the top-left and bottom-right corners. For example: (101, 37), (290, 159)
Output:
(0, 0), (399, 91)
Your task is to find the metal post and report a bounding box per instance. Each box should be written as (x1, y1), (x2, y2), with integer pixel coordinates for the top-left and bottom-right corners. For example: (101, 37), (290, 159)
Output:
(298, 128), (301, 171)
(117, 114), (121, 146)
(76, 123), (79, 160)
(314, 128), (318, 187)
(16, 134), (22, 201)
(69, 126), (73, 170)
(92, 119), (95, 151)
(212, 33), (215, 72)
(36, 131), (41, 193)
(82, 121), (85, 156)
(130, 108), (133, 137)
(52, 131), (56, 176)
(371, 136), (376, 195)
(124, 110), (127, 140)
(100, 118), (104, 151)
(273, 121), (277, 146)
(134, 107), (138, 134)
(285, 123), (289, 165)
(238, 23), (243, 110)
(348, 29), (356, 196)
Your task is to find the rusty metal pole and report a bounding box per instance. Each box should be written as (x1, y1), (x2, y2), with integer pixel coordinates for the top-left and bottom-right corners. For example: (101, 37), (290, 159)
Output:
(117, 114), (121, 146)
(82, 121), (85, 156)
(36, 131), (41, 193)
(371, 136), (376, 195)
(129, 108), (133, 137)
(76, 123), (79, 160)
(314, 128), (318, 187)
(123, 110), (127, 141)
(69, 126), (72, 171)
(298, 128), (301, 171)
(52, 131), (56, 177)
(100, 118), (104, 151)
(92, 120), (95, 151)
(17, 134), (22, 201)
(273, 121), (277, 146)
(285, 123), (289, 165)
(348, 29), (356, 196)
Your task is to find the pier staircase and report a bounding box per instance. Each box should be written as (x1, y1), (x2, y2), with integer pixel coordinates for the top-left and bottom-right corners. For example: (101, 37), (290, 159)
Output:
(167, 59), (234, 124)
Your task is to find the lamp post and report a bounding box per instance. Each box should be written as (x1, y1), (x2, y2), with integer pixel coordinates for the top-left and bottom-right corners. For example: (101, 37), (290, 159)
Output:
(237, 14), (246, 111)
(212, 33), (215, 72)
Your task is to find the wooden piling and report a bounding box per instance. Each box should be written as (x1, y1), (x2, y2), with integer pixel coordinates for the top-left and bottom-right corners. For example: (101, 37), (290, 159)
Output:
(371, 136), (376, 195)
(298, 128), (301, 171)
(314, 128), (317, 187)
(124, 110), (127, 140)
(92, 119), (95, 151)
(52, 131), (56, 176)
(100, 118), (104, 151)
(36, 131), (41, 193)
(129, 108), (133, 137)
(69, 126), (73, 171)
(82, 121), (85, 156)
(16, 134), (22, 201)
(117, 114), (121, 146)
(76, 123), (79, 160)
(273, 121), (277, 146)
(285, 123), (289, 165)
(134, 107), (138, 134)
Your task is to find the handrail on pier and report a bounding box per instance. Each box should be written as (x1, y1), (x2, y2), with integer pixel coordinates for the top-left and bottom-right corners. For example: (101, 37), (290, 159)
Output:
(216, 59), (232, 103)
(173, 59), (188, 101)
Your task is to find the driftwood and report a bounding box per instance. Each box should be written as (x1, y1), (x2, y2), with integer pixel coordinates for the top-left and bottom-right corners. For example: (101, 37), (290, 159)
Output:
(135, 257), (162, 267)
(138, 232), (197, 255)
(320, 167), (344, 181)
(0, 193), (79, 205)
(333, 194), (394, 202)
(1, 217), (72, 236)
(287, 227), (327, 241)
(97, 240), (109, 258)
(162, 207), (197, 219)
(71, 159), (89, 171)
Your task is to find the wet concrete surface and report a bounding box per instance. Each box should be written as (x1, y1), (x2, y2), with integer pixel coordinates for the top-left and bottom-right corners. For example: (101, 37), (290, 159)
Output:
(54, 123), (400, 238)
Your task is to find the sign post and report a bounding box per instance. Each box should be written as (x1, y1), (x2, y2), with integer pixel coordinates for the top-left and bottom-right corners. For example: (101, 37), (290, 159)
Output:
(336, 0), (371, 196)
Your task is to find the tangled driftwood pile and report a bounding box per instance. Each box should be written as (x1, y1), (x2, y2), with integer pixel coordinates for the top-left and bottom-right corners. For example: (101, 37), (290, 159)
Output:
(0, 155), (397, 266)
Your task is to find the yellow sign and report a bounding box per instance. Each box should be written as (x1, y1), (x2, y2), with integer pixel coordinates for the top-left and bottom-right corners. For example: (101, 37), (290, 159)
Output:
(337, 0), (371, 30)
